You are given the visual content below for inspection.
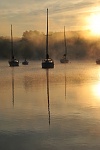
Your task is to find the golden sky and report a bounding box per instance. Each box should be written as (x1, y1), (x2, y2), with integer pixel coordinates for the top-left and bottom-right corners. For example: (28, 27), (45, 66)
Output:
(0, 0), (100, 37)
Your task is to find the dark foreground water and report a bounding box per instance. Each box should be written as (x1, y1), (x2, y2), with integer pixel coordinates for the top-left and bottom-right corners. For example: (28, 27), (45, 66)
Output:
(0, 60), (100, 150)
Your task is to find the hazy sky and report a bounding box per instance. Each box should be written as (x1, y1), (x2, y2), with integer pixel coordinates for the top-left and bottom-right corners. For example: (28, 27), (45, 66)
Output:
(0, 0), (100, 37)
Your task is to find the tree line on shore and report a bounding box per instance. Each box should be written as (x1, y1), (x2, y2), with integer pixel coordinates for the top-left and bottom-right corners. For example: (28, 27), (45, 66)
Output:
(0, 30), (100, 60)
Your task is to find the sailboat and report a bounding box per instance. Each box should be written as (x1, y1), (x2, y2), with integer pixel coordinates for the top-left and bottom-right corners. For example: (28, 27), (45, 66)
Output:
(60, 26), (69, 63)
(96, 58), (100, 64)
(22, 59), (29, 65)
(42, 8), (54, 69)
(8, 24), (19, 67)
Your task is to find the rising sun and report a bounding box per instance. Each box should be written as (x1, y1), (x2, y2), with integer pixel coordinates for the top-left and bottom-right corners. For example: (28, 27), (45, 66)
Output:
(88, 13), (100, 35)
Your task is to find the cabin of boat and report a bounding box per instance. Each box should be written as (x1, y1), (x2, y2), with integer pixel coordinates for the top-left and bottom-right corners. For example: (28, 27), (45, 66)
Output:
(22, 59), (28, 65)
(96, 58), (100, 64)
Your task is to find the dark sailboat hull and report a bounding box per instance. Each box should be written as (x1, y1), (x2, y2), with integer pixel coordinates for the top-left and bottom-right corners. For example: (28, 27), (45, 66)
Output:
(22, 61), (28, 65)
(42, 59), (54, 69)
(96, 59), (100, 64)
(9, 59), (19, 67)
(60, 58), (69, 63)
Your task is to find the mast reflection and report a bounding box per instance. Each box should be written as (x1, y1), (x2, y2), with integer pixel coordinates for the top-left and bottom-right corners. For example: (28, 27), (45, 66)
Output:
(64, 64), (67, 100)
(46, 69), (50, 125)
(11, 68), (15, 107)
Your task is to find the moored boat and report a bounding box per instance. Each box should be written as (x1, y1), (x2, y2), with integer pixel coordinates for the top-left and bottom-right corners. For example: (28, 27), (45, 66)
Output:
(96, 58), (100, 64)
(22, 59), (28, 65)
(42, 8), (54, 69)
(60, 26), (69, 63)
(8, 24), (19, 67)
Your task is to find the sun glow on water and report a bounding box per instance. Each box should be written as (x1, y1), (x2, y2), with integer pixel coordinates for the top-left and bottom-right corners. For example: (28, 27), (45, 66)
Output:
(92, 82), (100, 99)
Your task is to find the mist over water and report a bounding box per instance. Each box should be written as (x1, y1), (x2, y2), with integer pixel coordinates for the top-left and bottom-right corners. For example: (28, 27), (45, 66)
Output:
(0, 60), (100, 150)
(0, 30), (100, 61)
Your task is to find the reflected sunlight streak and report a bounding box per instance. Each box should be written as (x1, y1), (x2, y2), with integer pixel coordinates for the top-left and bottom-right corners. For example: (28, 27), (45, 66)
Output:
(92, 82), (100, 99)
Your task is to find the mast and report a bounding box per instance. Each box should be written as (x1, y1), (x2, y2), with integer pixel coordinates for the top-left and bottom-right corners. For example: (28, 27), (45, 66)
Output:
(11, 24), (14, 59)
(64, 26), (67, 56)
(46, 8), (49, 59)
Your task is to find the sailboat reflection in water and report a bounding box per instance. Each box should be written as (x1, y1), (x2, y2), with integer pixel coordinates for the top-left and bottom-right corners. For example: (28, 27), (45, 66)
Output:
(46, 69), (51, 125)
(64, 65), (67, 100)
(11, 68), (15, 107)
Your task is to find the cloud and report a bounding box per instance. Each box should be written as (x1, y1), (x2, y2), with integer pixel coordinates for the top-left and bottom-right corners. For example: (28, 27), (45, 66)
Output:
(0, 0), (100, 36)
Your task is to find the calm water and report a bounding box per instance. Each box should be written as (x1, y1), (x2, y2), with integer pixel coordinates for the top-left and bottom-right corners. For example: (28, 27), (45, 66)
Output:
(0, 60), (100, 150)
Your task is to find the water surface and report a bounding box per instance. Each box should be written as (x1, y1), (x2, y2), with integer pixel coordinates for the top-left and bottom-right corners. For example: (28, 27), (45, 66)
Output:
(0, 60), (100, 150)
